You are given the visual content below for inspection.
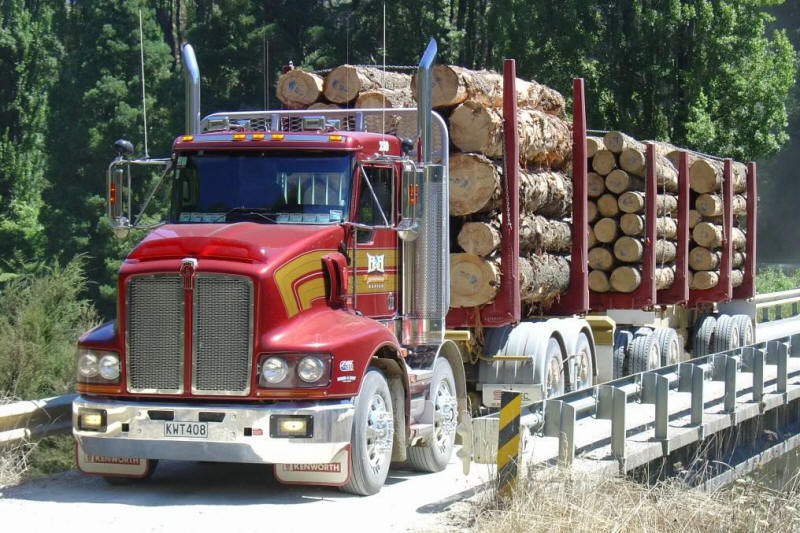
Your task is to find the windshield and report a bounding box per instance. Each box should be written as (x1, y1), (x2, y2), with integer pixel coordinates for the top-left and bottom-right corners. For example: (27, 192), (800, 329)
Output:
(170, 152), (353, 224)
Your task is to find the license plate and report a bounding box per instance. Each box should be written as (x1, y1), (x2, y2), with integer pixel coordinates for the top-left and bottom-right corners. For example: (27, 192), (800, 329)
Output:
(164, 422), (208, 438)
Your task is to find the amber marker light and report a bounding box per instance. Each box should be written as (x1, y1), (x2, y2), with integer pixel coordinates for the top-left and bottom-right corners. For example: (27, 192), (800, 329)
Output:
(232, 133), (247, 141)
(270, 133), (285, 140)
(252, 133), (265, 140)
(181, 135), (194, 142)
(328, 135), (343, 142)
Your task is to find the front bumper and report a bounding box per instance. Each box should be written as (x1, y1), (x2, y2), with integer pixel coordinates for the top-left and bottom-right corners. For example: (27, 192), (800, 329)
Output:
(73, 396), (354, 464)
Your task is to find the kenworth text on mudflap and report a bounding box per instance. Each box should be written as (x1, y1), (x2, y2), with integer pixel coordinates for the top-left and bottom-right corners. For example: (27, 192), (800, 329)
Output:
(73, 39), (758, 495)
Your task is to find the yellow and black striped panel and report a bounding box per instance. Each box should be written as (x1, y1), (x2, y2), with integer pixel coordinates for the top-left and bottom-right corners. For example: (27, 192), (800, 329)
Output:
(497, 390), (521, 494)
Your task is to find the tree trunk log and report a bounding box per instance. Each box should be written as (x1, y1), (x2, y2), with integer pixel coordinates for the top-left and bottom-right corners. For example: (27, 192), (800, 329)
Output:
(324, 65), (410, 104)
(657, 217), (678, 240)
(449, 102), (571, 167)
(588, 172), (606, 198)
(656, 267), (675, 290)
(457, 221), (501, 257)
(597, 193), (620, 218)
(656, 240), (677, 263)
(411, 65), (565, 115)
(449, 253), (500, 307)
(618, 192), (678, 215)
(614, 236), (644, 263)
(519, 254), (571, 304)
(589, 270), (610, 292)
(692, 223), (746, 249)
(588, 225), (598, 248)
(695, 194), (747, 217)
(689, 158), (747, 194)
(588, 247), (615, 271)
(277, 69), (324, 107)
(689, 209), (702, 229)
(619, 150), (679, 192)
(587, 136), (605, 158)
(734, 251), (745, 269)
(525, 170), (573, 218)
(519, 215), (572, 253)
(594, 217), (619, 243)
(588, 200), (598, 223)
(591, 149), (617, 175)
(605, 169), (644, 194)
(690, 270), (719, 290)
(610, 266), (641, 293)
(603, 131), (642, 154)
(355, 87), (415, 109)
(449, 153), (501, 216)
(620, 213), (644, 236)
(732, 269), (744, 288)
(689, 247), (720, 271)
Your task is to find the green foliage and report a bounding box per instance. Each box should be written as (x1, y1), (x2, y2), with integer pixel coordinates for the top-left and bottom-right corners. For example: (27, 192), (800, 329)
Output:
(755, 266), (800, 294)
(0, 256), (97, 399)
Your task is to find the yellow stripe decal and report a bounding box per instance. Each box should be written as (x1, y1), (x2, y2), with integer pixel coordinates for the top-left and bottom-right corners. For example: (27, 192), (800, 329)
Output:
(274, 251), (330, 317)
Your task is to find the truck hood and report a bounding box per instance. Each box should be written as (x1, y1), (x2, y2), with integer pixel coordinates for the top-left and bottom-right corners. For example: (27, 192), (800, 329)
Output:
(127, 223), (345, 263)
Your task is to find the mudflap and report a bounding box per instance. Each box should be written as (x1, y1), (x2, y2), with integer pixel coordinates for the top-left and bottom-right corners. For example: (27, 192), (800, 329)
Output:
(274, 445), (350, 487)
(75, 440), (151, 478)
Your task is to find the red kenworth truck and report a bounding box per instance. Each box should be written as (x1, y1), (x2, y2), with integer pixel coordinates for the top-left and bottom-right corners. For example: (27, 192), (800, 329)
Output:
(72, 39), (756, 495)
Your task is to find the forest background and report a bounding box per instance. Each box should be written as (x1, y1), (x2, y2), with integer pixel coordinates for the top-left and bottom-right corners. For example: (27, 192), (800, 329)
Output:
(0, 0), (798, 323)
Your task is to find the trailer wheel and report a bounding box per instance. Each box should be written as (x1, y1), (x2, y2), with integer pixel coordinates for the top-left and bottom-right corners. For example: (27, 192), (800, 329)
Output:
(714, 315), (740, 353)
(341, 369), (393, 496)
(693, 315), (717, 356)
(654, 328), (681, 366)
(613, 330), (633, 379)
(572, 332), (594, 390)
(731, 314), (755, 347)
(406, 358), (457, 473)
(542, 337), (565, 398)
(102, 460), (159, 485)
(629, 333), (661, 374)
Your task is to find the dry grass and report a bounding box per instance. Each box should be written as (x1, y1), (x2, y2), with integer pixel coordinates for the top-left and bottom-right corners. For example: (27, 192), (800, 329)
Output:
(0, 392), (35, 489)
(457, 467), (800, 533)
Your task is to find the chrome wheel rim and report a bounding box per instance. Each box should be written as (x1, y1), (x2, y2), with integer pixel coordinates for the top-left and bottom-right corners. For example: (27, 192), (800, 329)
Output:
(433, 378), (457, 453)
(546, 353), (563, 398)
(365, 394), (393, 472)
(575, 347), (592, 390)
(649, 343), (660, 370)
(667, 338), (680, 365)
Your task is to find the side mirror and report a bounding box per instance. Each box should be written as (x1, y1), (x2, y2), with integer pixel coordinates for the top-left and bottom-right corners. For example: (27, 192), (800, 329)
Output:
(107, 162), (131, 239)
(397, 160), (419, 241)
(321, 253), (349, 307)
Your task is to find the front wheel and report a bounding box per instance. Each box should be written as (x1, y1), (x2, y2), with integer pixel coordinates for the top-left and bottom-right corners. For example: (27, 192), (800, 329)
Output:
(340, 369), (394, 496)
(407, 358), (458, 472)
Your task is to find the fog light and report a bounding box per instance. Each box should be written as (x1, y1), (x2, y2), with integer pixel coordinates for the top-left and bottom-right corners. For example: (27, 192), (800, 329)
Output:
(78, 409), (107, 431)
(270, 415), (313, 438)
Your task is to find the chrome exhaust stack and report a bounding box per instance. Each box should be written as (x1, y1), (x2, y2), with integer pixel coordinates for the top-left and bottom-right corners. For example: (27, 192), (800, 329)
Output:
(181, 43), (201, 135)
(402, 38), (448, 346)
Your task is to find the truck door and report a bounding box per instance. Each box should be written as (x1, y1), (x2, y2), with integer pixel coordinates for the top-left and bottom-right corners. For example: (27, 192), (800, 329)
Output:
(351, 163), (398, 319)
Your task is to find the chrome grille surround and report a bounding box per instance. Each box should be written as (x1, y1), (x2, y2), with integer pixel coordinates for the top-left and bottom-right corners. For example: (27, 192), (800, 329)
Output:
(191, 274), (254, 396)
(126, 275), (185, 394)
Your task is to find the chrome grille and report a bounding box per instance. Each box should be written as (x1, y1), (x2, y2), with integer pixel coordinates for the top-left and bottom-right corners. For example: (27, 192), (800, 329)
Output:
(192, 275), (253, 395)
(126, 275), (184, 394)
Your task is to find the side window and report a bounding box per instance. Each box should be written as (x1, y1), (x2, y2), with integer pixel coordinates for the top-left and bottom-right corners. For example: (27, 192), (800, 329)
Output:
(355, 166), (393, 226)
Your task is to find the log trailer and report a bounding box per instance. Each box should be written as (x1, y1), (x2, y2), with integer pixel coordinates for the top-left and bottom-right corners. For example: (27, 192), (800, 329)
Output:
(72, 39), (757, 495)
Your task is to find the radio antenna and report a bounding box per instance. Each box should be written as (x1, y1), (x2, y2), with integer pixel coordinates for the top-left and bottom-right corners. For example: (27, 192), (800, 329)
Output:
(138, 9), (149, 158)
(263, 29), (269, 109)
(382, 1), (386, 135)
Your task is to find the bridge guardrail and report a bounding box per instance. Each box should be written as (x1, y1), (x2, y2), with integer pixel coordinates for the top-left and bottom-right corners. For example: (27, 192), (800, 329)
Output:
(753, 289), (800, 322)
(0, 394), (75, 448)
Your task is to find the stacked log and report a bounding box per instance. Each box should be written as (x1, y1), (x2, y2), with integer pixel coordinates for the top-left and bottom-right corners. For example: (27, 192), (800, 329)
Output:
(277, 64), (574, 311)
(587, 131), (678, 294)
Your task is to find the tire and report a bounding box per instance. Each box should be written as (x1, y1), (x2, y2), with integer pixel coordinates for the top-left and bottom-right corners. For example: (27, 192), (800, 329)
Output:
(542, 337), (565, 398)
(693, 315), (717, 356)
(102, 460), (159, 485)
(613, 329), (633, 379)
(714, 314), (741, 353)
(653, 328), (681, 366)
(406, 358), (458, 473)
(340, 369), (394, 496)
(572, 332), (594, 390)
(732, 314), (755, 347)
(629, 333), (661, 374)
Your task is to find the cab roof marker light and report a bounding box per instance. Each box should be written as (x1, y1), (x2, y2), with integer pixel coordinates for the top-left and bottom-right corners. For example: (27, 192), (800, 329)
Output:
(232, 133), (247, 141)
(328, 135), (344, 142)
(252, 133), (265, 140)
(271, 134), (285, 140)
(181, 135), (194, 142)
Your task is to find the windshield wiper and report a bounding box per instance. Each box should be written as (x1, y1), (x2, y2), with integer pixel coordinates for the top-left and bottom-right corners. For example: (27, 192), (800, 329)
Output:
(215, 207), (278, 224)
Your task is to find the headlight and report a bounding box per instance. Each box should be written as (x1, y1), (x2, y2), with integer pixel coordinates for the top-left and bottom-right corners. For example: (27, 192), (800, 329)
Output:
(98, 354), (120, 380)
(76, 348), (121, 383)
(297, 356), (324, 383)
(261, 357), (288, 384)
(77, 352), (99, 378)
